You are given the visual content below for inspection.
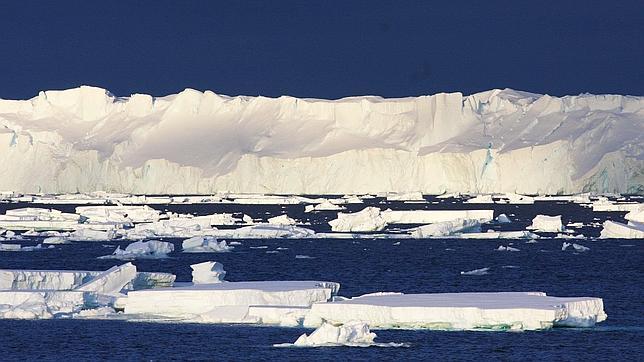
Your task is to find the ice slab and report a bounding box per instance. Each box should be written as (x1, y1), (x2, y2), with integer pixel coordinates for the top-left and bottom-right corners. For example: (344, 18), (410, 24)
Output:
(182, 236), (232, 253)
(267, 215), (297, 225)
(191, 261), (226, 284)
(599, 220), (644, 239)
(0, 208), (80, 230)
(0, 269), (175, 291)
(527, 215), (563, 232)
(75, 263), (137, 295)
(75, 205), (160, 224)
(124, 281), (340, 318)
(99, 240), (174, 260)
(289, 321), (377, 347)
(329, 207), (386, 232)
(0, 290), (87, 319)
(411, 219), (481, 237)
(304, 292), (606, 331)
(382, 209), (494, 224)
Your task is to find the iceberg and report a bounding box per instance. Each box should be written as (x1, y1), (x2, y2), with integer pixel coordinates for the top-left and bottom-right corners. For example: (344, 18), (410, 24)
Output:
(75, 263), (137, 295)
(182, 236), (232, 253)
(599, 220), (644, 239)
(527, 215), (564, 232)
(124, 281), (340, 319)
(411, 219), (481, 238)
(2, 87), (641, 195)
(329, 207), (387, 232)
(284, 321), (378, 347)
(191, 261), (226, 284)
(303, 292), (607, 331)
(99, 240), (174, 260)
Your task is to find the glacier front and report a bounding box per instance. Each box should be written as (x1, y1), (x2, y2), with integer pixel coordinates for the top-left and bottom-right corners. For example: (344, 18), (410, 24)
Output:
(1, 86), (642, 194)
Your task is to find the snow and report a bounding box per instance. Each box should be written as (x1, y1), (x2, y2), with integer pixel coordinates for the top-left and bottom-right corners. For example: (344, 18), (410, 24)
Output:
(599, 220), (644, 239)
(124, 281), (340, 318)
(329, 207), (386, 232)
(99, 240), (174, 260)
(182, 236), (232, 253)
(528, 215), (564, 232)
(2, 87), (641, 195)
(191, 261), (226, 284)
(304, 292), (607, 331)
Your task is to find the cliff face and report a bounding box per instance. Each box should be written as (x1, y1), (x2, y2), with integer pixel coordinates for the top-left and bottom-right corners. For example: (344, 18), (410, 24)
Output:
(0, 86), (642, 194)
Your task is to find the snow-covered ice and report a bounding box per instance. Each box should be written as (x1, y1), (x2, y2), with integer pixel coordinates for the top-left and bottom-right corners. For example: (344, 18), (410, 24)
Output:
(411, 219), (481, 238)
(329, 207), (386, 232)
(191, 261), (226, 284)
(599, 220), (644, 239)
(382, 209), (494, 224)
(99, 240), (174, 260)
(528, 215), (564, 232)
(182, 236), (232, 253)
(2, 87), (641, 195)
(303, 292), (606, 331)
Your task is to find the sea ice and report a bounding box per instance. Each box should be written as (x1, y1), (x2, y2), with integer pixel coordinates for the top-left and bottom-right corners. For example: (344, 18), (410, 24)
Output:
(411, 219), (481, 238)
(528, 215), (564, 232)
(267, 215), (297, 225)
(286, 321), (377, 347)
(329, 207), (386, 232)
(75, 263), (137, 295)
(191, 261), (226, 284)
(182, 236), (232, 253)
(599, 220), (644, 239)
(460, 267), (490, 276)
(303, 292), (606, 331)
(496, 245), (520, 252)
(496, 214), (512, 223)
(99, 240), (174, 260)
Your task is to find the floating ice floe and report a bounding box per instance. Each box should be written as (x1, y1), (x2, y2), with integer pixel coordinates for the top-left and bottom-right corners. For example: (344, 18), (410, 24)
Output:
(381, 209), (494, 224)
(527, 215), (563, 232)
(562, 242), (590, 252)
(465, 194), (494, 204)
(124, 280), (340, 323)
(385, 191), (424, 202)
(0, 263), (175, 319)
(211, 224), (316, 239)
(454, 230), (538, 239)
(496, 245), (520, 252)
(191, 261), (226, 284)
(267, 215), (297, 225)
(411, 219), (481, 238)
(303, 292), (606, 331)
(329, 207), (386, 232)
(0, 208), (80, 231)
(304, 200), (344, 212)
(496, 214), (512, 223)
(182, 236), (232, 253)
(0, 243), (49, 251)
(460, 267), (490, 276)
(274, 321), (407, 348)
(43, 236), (71, 245)
(76, 205), (161, 224)
(599, 220), (644, 239)
(99, 240), (174, 260)
(591, 199), (642, 212)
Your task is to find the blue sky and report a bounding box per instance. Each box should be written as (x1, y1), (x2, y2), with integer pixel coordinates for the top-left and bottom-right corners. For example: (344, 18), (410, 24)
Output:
(0, 0), (642, 99)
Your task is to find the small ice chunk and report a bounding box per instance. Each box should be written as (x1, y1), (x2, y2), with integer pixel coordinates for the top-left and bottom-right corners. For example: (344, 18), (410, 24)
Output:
(460, 267), (490, 276)
(43, 236), (71, 244)
(496, 245), (520, 252)
(99, 240), (174, 260)
(182, 236), (232, 253)
(329, 207), (386, 232)
(562, 242), (590, 252)
(267, 215), (297, 225)
(289, 321), (377, 347)
(496, 214), (512, 223)
(191, 261), (226, 284)
(527, 215), (563, 232)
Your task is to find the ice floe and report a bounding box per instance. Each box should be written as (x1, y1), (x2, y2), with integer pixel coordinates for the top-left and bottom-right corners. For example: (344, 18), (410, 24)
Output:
(99, 240), (174, 260)
(182, 236), (232, 253)
(528, 215), (564, 232)
(191, 261), (226, 284)
(599, 220), (644, 239)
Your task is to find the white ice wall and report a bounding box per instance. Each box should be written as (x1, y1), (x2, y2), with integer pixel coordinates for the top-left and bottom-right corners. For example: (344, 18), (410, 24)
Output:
(1, 86), (642, 194)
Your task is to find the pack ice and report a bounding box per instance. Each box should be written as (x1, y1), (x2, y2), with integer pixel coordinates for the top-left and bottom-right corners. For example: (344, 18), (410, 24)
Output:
(1, 86), (641, 195)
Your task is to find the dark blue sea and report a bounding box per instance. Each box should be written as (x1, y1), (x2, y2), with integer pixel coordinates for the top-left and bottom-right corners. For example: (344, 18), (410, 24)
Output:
(0, 197), (642, 361)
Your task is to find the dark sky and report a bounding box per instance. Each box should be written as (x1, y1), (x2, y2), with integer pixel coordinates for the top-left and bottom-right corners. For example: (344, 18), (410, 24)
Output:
(1, 0), (642, 99)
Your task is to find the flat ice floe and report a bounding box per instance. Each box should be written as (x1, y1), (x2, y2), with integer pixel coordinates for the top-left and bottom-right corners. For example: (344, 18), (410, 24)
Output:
(303, 292), (606, 331)
(124, 281), (340, 320)
(527, 215), (564, 232)
(182, 236), (232, 253)
(99, 240), (174, 260)
(599, 220), (644, 239)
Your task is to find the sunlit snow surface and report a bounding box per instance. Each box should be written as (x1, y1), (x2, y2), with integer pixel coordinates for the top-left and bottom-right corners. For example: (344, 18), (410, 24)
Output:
(0, 193), (642, 359)
(0, 87), (642, 195)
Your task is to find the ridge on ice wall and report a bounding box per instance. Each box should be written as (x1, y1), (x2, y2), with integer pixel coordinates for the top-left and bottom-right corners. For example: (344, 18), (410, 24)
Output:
(0, 86), (642, 194)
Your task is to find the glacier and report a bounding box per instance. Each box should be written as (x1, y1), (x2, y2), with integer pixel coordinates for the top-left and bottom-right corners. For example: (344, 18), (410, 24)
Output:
(0, 86), (642, 194)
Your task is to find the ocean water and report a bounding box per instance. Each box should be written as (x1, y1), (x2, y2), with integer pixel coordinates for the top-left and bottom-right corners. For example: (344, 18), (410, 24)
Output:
(0, 198), (642, 360)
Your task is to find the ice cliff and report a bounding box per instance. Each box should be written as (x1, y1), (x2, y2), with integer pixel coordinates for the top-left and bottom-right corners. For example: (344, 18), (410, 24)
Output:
(1, 86), (642, 194)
